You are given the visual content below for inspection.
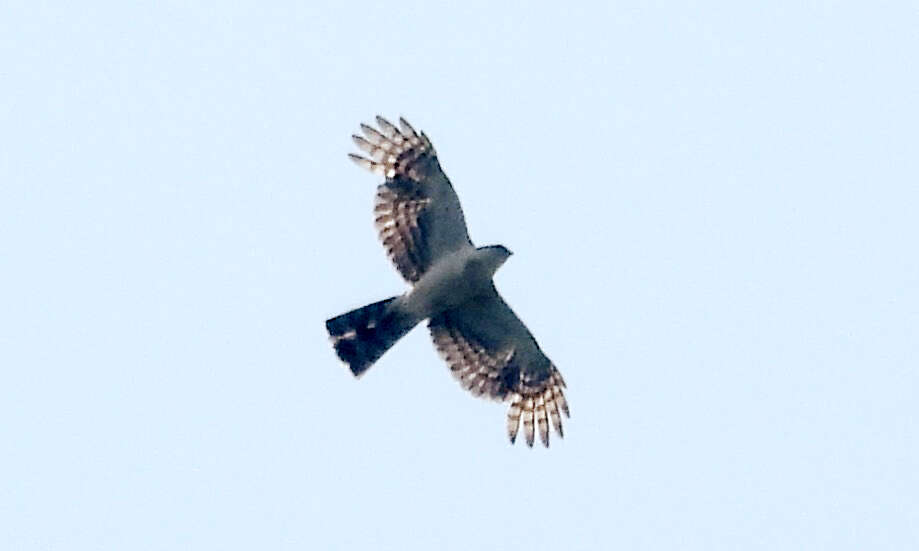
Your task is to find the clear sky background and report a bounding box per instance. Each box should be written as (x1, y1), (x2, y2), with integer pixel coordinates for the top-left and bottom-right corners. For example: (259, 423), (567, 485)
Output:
(2, 2), (917, 549)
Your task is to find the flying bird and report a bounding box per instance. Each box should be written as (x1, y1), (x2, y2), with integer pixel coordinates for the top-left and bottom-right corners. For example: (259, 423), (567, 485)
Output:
(325, 116), (569, 447)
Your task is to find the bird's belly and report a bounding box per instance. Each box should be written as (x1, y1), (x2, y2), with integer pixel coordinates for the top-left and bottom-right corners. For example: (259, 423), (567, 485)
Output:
(403, 250), (487, 318)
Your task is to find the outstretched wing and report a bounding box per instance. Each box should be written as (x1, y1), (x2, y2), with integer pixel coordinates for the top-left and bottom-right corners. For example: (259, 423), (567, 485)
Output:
(428, 285), (569, 447)
(349, 117), (472, 282)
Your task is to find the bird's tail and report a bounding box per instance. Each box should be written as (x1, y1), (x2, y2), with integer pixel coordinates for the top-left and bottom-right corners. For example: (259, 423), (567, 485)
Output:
(325, 297), (418, 377)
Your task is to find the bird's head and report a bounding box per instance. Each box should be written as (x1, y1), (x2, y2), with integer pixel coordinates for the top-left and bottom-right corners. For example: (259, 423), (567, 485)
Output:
(475, 244), (513, 276)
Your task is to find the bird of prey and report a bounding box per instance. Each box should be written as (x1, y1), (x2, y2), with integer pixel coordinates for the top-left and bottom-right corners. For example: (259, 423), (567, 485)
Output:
(325, 116), (569, 447)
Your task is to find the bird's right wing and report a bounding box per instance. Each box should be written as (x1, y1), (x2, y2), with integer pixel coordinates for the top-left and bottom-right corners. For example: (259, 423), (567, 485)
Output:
(350, 117), (472, 282)
(428, 285), (569, 447)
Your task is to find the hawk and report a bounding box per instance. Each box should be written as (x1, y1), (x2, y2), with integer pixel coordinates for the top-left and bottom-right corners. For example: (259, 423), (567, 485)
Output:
(325, 116), (569, 447)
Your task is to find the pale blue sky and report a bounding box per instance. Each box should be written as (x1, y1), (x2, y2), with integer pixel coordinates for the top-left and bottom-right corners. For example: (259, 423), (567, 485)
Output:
(2, 2), (917, 549)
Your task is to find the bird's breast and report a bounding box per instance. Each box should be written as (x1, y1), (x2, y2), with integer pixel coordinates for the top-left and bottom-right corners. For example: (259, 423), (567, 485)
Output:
(403, 248), (490, 318)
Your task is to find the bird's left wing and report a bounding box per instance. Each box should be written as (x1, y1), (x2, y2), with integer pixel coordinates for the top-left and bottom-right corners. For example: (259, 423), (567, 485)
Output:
(349, 117), (472, 282)
(428, 285), (569, 447)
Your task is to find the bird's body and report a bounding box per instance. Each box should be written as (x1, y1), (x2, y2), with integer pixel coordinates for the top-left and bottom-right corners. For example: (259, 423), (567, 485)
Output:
(326, 117), (569, 447)
(400, 246), (508, 318)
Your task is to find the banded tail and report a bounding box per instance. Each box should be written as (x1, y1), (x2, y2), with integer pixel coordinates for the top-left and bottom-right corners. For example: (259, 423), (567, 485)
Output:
(325, 297), (418, 376)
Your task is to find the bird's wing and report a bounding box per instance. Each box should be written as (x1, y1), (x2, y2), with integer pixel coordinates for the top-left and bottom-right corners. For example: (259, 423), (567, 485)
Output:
(428, 285), (569, 447)
(349, 117), (472, 282)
